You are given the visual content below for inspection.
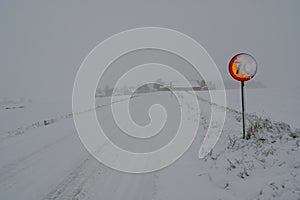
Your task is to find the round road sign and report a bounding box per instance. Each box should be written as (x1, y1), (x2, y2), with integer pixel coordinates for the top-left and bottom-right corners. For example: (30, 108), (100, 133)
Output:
(229, 53), (257, 81)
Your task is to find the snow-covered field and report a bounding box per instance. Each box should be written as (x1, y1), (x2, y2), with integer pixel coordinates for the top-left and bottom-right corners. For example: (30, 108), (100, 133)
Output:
(224, 88), (300, 129)
(0, 88), (299, 200)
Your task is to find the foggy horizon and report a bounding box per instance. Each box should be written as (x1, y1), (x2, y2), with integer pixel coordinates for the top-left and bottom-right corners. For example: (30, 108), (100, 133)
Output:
(1, 0), (299, 102)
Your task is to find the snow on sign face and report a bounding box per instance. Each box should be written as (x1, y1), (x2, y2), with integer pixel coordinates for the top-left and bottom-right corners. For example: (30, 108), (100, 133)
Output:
(229, 53), (257, 82)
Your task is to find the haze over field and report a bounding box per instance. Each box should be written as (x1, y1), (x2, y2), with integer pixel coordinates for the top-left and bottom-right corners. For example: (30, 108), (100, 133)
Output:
(0, 1), (300, 200)
(0, 0), (300, 102)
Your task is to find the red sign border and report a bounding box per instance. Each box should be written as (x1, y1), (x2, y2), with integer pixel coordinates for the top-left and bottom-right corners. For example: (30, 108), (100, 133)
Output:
(229, 53), (257, 82)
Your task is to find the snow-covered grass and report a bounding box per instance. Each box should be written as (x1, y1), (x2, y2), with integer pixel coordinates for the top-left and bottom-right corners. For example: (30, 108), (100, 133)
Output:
(198, 99), (300, 199)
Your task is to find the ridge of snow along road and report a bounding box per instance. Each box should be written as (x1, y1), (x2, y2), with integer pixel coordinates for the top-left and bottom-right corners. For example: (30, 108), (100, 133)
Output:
(1, 95), (140, 140)
(185, 90), (300, 199)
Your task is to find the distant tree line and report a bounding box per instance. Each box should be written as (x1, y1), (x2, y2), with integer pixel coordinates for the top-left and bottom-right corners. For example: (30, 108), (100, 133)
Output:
(95, 79), (216, 97)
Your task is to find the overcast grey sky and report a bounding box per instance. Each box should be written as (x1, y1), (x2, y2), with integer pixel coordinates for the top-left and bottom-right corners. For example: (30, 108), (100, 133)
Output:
(0, 0), (299, 102)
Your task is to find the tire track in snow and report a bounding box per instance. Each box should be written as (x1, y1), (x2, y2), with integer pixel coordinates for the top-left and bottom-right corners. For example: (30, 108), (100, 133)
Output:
(40, 94), (165, 200)
(42, 157), (103, 200)
(41, 92), (222, 200)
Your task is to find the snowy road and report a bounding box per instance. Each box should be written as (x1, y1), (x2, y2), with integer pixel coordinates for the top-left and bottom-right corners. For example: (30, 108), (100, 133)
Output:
(0, 93), (174, 200)
(1, 91), (299, 200)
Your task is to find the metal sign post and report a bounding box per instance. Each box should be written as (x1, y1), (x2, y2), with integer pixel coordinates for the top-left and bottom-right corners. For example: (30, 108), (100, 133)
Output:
(241, 81), (245, 139)
(229, 53), (257, 139)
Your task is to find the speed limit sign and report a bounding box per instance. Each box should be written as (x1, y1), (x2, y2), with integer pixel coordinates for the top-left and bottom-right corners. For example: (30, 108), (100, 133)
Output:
(229, 53), (257, 139)
(229, 53), (257, 82)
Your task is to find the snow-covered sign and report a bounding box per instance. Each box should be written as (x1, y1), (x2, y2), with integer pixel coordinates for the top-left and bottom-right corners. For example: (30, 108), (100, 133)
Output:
(229, 53), (257, 82)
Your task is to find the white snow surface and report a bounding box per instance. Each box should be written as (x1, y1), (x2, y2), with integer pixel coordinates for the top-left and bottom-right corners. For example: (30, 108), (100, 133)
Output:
(0, 88), (299, 200)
